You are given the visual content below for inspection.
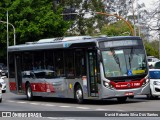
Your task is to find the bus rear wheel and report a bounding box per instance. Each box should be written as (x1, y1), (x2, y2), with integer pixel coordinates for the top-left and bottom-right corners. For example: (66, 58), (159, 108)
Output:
(117, 97), (127, 103)
(75, 85), (83, 104)
(26, 84), (33, 101)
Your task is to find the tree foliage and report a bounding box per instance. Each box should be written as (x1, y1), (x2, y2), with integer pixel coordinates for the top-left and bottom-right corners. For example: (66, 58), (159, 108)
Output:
(144, 40), (159, 58)
(0, 0), (71, 57)
(62, 0), (105, 35)
(101, 20), (131, 36)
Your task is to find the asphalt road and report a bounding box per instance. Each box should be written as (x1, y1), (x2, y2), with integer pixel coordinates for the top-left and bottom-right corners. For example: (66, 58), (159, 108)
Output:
(1, 78), (160, 120)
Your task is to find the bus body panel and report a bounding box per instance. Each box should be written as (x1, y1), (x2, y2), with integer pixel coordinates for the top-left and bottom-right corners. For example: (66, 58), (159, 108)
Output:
(20, 76), (90, 99)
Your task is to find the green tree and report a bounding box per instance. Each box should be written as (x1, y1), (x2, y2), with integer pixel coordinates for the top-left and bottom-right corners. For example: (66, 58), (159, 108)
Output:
(0, 0), (71, 58)
(144, 40), (159, 58)
(101, 20), (131, 36)
(61, 0), (105, 35)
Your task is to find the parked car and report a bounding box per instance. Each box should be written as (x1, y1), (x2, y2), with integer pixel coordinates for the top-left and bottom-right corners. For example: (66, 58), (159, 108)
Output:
(0, 83), (2, 102)
(0, 77), (6, 93)
(147, 69), (160, 99)
(147, 56), (160, 67)
(0, 63), (8, 77)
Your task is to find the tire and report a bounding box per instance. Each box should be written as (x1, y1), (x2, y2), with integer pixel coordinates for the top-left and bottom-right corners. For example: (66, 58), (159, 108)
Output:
(0, 98), (2, 103)
(75, 85), (84, 104)
(2, 90), (6, 93)
(147, 89), (154, 100)
(128, 96), (134, 99)
(26, 84), (34, 101)
(117, 97), (127, 103)
(153, 96), (159, 99)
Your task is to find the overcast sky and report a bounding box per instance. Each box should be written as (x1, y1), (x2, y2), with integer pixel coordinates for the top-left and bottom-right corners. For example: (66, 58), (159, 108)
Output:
(139, 0), (157, 9)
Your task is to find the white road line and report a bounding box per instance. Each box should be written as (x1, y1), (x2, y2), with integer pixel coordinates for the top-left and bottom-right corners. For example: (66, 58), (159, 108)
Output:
(117, 109), (125, 111)
(96, 108), (109, 111)
(42, 104), (56, 107)
(47, 118), (76, 120)
(59, 106), (71, 108)
(47, 117), (63, 120)
(64, 119), (76, 120)
(17, 101), (27, 104)
(47, 117), (59, 119)
(76, 107), (90, 109)
(7, 100), (15, 103)
(30, 103), (40, 105)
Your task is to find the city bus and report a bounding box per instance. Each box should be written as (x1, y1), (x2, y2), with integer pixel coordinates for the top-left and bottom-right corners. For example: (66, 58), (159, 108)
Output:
(8, 36), (150, 103)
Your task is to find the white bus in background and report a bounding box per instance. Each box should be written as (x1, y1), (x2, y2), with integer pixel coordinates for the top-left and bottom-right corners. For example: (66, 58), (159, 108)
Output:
(8, 36), (150, 103)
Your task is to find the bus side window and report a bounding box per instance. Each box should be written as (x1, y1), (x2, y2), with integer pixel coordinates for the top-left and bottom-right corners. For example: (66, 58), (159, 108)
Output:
(64, 50), (75, 78)
(75, 50), (86, 77)
(55, 51), (65, 77)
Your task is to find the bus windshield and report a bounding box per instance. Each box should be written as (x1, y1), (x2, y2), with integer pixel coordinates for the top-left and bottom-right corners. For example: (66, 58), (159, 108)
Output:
(102, 48), (147, 77)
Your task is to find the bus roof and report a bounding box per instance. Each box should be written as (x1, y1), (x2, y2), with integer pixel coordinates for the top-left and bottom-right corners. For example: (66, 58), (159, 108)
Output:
(8, 36), (141, 52)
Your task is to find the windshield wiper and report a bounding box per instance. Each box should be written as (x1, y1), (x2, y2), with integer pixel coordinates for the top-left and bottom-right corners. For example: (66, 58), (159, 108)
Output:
(129, 47), (134, 69)
(110, 48), (121, 71)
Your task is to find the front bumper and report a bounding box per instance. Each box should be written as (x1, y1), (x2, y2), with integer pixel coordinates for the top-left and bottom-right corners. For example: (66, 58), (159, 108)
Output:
(1, 83), (6, 92)
(101, 83), (150, 99)
(152, 85), (160, 96)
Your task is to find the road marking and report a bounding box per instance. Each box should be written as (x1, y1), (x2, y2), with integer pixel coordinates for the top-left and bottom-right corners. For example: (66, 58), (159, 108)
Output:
(42, 104), (56, 107)
(59, 106), (71, 108)
(76, 107), (90, 109)
(30, 102), (40, 105)
(117, 109), (125, 111)
(47, 117), (76, 120)
(47, 117), (63, 120)
(96, 108), (109, 111)
(17, 101), (27, 104)
(64, 119), (77, 120)
(7, 100), (15, 103)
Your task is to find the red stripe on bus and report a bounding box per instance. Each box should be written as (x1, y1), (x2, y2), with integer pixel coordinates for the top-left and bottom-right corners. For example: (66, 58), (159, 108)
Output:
(9, 82), (17, 91)
(110, 78), (145, 89)
(30, 83), (55, 93)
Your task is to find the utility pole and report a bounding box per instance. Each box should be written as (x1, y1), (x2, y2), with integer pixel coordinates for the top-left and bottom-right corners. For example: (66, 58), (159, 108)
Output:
(131, 0), (136, 36)
(159, 2), (160, 59)
(136, 0), (141, 36)
(7, 10), (9, 76)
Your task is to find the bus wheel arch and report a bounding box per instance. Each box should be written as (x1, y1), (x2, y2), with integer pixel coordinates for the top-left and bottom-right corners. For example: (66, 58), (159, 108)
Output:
(25, 82), (33, 101)
(74, 83), (84, 104)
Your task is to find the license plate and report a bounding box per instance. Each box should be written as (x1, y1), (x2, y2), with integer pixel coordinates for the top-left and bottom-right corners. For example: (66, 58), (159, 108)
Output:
(125, 92), (134, 96)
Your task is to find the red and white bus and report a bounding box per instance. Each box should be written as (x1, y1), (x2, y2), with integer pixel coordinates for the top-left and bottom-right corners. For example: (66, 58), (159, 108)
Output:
(8, 36), (150, 103)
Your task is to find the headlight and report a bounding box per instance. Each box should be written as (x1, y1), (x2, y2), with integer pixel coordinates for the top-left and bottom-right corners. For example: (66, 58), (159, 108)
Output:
(153, 81), (160, 85)
(142, 79), (150, 86)
(103, 81), (113, 89)
(103, 81), (109, 87)
(0, 81), (5, 84)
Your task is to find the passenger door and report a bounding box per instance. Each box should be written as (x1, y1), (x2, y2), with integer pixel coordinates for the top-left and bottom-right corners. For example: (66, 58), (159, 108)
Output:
(87, 50), (99, 97)
(15, 54), (22, 92)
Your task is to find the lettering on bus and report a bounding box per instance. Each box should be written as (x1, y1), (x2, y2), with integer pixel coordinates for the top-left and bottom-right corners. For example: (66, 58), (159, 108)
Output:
(99, 40), (141, 48)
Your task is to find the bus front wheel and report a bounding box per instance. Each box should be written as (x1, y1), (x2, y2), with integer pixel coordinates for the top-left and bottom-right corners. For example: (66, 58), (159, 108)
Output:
(117, 97), (127, 103)
(26, 84), (33, 101)
(75, 85), (83, 104)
